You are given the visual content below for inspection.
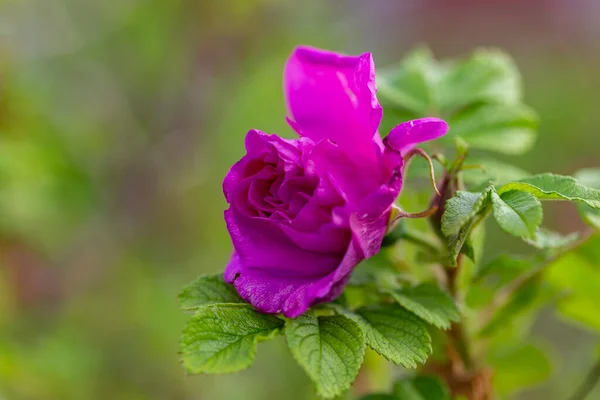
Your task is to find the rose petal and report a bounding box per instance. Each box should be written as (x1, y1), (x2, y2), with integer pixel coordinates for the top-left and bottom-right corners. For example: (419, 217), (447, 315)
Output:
(384, 117), (449, 155)
(284, 46), (382, 161)
(349, 185), (398, 258)
(349, 147), (404, 258)
(224, 252), (242, 283)
(280, 222), (350, 254)
(306, 139), (381, 206)
(229, 239), (363, 317)
(225, 208), (340, 277)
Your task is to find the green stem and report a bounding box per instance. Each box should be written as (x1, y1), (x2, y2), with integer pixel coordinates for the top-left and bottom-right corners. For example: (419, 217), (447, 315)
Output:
(449, 321), (473, 370)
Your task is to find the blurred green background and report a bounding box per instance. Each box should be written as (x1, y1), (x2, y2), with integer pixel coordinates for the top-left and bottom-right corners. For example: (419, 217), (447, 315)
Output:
(0, 0), (599, 399)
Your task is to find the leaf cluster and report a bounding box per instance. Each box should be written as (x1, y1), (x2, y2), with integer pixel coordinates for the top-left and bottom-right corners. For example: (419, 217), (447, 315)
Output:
(178, 274), (458, 398)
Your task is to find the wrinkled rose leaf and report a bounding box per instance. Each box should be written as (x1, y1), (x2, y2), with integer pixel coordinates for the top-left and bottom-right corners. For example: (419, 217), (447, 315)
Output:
(337, 304), (431, 368)
(499, 173), (600, 209)
(491, 189), (543, 239)
(285, 312), (366, 399)
(180, 305), (284, 374)
(178, 273), (243, 310)
(389, 283), (460, 330)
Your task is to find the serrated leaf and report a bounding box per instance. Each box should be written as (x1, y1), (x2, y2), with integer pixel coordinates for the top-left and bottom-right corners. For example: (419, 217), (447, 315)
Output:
(394, 375), (450, 400)
(180, 304), (284, 374)
(499, 173), (600, 209)
(335, 304), (431, 368)
(178, 273), (243, 310)
(448, 215), (486, 267)
(575, 168), (600, 230)
(388, 284), (460, 329)
(487, 342), (552, 395)
(446, 103), (538, 155)
(441, 191), (483, 236)
(491, 190), (543, 239)
(443, 188), (492, 266)
(285, 312), (365, 399)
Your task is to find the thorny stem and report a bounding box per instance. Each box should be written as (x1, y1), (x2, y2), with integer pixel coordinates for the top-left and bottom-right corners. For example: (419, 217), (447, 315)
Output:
(427, 147), (484, 398)
(445, 255), (474, 371)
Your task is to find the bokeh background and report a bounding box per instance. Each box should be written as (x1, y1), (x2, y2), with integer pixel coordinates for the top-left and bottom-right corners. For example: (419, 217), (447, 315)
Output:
(1, 0), (599, 399)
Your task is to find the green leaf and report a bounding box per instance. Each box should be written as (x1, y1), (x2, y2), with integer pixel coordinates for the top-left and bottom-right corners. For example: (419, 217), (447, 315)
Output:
(285, 312), (366, 398)
(438, 48), (521, 111)
(447, 216), (486, 267)
(499, 173), (600, 209)
(524, 228), (580, 250)
(575, 168), (600, 229)
(335, 304), (431, 368)
(446, 103), (538, 155)
(388, 284), (460, 329)
(491, 190), (543, 239)
(378, 47), (437, 115)
(487, 342), (552, 395)
(379, 47), (537, 156)
(393, 375), (450, 400)
(441, 191), (484, 237)
(178, 273), (243, 310)
(360, 395), (398, 400)
(180, 304), (284, 374)
(442, 188), (492, 266)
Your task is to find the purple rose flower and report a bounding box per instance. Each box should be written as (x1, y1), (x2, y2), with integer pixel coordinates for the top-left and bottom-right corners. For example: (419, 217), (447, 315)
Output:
(223, 46), (448, 318)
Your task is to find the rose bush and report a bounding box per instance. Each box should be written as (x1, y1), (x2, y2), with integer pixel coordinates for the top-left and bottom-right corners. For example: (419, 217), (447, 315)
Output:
(223, 46), (448, 317)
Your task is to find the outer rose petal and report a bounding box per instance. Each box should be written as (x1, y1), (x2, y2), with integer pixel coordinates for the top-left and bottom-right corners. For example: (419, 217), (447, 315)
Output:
(225, 239), (364, 318)
(284, 46), (382, 160)
(384, 117), (449, 155)
(306, 138), (404, 258)
(225, 208), (341, 277)
(224, 252), (242, 282)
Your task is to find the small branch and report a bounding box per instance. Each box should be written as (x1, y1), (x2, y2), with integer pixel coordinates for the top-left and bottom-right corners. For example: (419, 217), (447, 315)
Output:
(392, 204), (439, 222)
(448, 318), (473, 371)
(568, 359), (600, 400)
